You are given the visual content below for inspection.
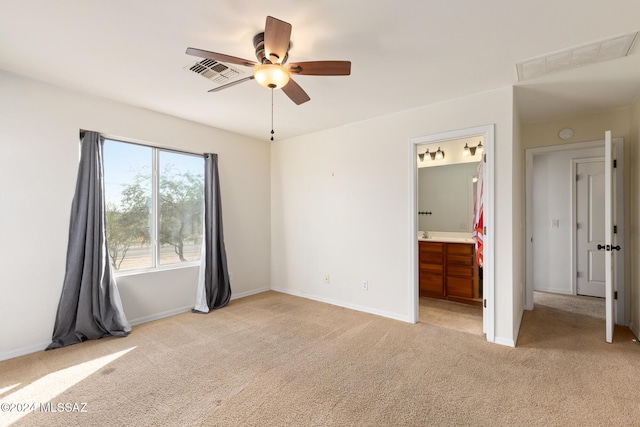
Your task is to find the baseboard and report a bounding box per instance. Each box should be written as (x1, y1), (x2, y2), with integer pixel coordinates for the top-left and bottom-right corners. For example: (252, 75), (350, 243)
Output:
(271, 287), (412, 323)
(494, 336), (516, 347)
(491, 307), (523, 348)
(0, 341), (51, 362)
(231, 287), (270, 300)
(129, 305), (194, 326)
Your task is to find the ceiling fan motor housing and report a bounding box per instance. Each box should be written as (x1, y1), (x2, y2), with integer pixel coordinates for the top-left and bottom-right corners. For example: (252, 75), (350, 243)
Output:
(253, 32), (289, 64)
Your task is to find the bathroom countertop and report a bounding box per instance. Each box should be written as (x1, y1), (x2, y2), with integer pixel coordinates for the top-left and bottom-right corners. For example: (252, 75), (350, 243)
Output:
(418, 237), (475, 244)
(418, 231), (475, 244)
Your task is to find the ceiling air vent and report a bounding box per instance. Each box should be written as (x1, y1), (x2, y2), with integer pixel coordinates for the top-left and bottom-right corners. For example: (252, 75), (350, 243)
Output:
(185, 58), (243, 85)
(516, 31), (638, 81)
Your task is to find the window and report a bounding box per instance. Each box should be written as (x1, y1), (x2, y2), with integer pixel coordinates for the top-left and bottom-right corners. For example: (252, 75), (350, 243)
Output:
(103, 138), (204, 272)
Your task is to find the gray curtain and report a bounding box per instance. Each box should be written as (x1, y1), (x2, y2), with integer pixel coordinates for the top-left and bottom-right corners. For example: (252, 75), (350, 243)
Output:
(47, 131), (130, 350)
(193, 153), (231, 313)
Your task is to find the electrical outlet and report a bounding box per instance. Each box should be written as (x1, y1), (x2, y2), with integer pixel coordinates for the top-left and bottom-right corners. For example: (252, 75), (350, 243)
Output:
(324, 274), (330, 284)
(362, 280), (368, 290)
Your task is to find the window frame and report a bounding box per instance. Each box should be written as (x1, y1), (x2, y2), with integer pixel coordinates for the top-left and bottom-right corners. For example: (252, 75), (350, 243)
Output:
(102, 135), (204, 276)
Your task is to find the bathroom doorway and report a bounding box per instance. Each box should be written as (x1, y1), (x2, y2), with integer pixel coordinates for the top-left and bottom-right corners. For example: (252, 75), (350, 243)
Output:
(409, 124), (495, 343)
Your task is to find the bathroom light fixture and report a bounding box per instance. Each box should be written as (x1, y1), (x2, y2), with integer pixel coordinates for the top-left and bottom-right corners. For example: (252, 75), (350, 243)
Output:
(463, 141), (483, 156)
(419, 149), (435, 161)
(418, 147), (445, 161)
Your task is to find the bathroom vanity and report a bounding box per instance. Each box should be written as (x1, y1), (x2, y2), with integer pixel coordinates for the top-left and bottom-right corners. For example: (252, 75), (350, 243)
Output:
(418, 234), (481, 306)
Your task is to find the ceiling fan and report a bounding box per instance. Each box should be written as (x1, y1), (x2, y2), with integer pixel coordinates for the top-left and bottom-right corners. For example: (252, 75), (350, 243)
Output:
(186, 16), (351, 105)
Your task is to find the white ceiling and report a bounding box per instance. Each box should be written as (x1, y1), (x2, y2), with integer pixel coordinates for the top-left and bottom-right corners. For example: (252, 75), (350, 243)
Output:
(1, 0), (640, 141)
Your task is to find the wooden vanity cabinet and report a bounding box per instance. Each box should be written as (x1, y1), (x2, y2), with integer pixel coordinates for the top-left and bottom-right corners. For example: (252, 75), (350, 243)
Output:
(419, 241), (480, 305)
(445, 243), (477, 302)
(419, 242), (445, 298)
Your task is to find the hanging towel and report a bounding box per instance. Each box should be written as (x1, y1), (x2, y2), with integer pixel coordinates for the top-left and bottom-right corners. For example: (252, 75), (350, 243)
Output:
(473, 161), (484, 267)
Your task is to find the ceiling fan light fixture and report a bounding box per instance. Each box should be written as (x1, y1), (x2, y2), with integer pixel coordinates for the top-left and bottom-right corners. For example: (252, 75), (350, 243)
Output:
(254, 63), (290, 89)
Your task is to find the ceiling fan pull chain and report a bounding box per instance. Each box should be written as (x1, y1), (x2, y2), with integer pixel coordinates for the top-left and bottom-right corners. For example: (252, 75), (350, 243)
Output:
(270, 88), (275, 141)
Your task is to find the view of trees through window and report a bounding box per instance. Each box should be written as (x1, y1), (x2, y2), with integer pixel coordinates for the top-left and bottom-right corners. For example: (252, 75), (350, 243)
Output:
(103, 139), (204, 271)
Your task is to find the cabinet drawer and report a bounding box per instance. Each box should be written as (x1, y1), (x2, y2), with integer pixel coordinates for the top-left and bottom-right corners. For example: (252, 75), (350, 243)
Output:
(420, 241), (444, 252)
(420, 243), (443, 259)
(420, 274), (444, 297)
(447, 243), (473, 255)
(420, 264), (443, 275)
(447, 265), (474, 278)
(419, 242), (444, 265)
(447, 255), (473, 267)
(447, 276), (474, 299)
(420, 252), (444, 265)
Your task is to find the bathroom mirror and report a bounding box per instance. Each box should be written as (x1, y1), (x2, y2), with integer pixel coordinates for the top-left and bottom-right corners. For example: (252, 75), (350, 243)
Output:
(418, 162), (479, 233)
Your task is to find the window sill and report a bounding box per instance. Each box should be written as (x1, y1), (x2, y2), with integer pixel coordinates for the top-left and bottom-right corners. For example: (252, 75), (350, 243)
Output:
(113, 262), (200, 278)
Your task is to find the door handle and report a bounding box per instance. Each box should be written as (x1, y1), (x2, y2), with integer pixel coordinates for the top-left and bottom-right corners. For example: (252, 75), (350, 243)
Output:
(598, 244), (621, 251)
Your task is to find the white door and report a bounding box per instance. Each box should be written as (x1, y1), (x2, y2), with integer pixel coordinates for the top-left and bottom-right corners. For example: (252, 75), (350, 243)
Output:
(576, 160), (605, 297)
(604, 131), (614, 343)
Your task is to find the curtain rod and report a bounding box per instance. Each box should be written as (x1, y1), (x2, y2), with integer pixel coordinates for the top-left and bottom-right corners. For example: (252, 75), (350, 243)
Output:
(79, 129), (206, 158)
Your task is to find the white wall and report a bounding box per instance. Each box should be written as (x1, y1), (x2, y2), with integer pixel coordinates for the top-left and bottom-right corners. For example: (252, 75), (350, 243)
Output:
(418, 162), (479, 233)
(0, 71), (271, 360)
(271, 87), (519, 345)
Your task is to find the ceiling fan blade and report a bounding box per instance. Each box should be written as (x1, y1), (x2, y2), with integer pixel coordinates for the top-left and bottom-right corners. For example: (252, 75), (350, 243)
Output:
(281, 78), (310, 105)
(186, 47), (256, 68)
(264, 16), (292, 64)
(288, 61), (351, 76)
(208, 76), (255, 92)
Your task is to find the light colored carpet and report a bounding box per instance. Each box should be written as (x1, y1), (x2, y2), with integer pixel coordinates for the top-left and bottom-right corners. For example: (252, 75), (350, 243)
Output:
(1, 291), (638, 426)
(534, 290), (605, 319)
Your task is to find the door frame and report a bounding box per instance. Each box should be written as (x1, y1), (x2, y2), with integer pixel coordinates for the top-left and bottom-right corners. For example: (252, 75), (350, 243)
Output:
(408, 124), (495, 343)
(524, 138), (625, 325)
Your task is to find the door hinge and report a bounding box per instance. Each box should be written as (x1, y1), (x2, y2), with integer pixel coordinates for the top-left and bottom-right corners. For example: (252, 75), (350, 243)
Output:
(576, 174), (580, 181)
(576, 222), (581, 230)
(614, 291), (618, 300)
(483, 299), (487, 308)
(613, 159), (617, 168)
(483, 153), (487, 163)
(577, 271), (581, 278)
(483, 226), (487, 234)
(613, 225), (617, 234)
